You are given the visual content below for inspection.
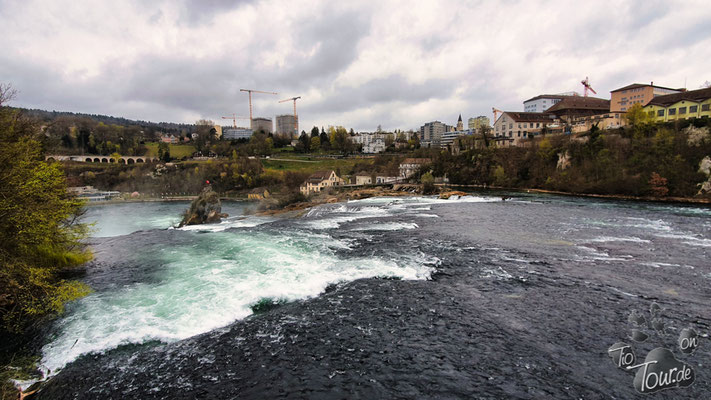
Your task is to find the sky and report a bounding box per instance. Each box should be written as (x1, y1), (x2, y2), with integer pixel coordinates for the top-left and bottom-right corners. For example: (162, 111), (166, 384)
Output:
(1, 0), (710, 132)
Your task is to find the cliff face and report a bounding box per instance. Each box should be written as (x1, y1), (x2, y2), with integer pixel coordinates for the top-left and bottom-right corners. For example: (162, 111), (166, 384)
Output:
(179, 186), (227, 226)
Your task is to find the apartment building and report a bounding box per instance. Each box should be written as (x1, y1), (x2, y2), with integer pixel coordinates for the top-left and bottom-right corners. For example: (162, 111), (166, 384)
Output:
(643, 87), (711, 122)
(610, 83), (683, 112)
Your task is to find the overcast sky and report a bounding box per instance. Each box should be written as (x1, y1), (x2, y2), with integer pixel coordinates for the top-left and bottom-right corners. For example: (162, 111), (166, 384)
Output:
(1, 0), (710, 131)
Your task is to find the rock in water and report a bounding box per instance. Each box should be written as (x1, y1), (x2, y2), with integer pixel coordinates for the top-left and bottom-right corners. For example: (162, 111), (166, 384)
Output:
(179, 186), (228, 226)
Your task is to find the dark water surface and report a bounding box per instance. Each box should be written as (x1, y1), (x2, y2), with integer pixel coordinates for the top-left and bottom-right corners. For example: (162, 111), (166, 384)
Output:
(37, 193), (711, 399)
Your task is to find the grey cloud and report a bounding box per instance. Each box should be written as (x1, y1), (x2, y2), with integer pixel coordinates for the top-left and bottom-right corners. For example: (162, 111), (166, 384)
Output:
(308, 75), (457, 115)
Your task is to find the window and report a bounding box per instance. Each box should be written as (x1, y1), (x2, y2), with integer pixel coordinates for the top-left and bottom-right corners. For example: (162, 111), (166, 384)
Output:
(509, 123), (513, 129)
(668, 108), (676, 115)
(702, 104), (710, 111)
(517, 131), (521, 137)
(517, 123), (521, 128)
(536, 123), (540, 128)
(648, 111), (655, 117)
(679, 107), (687, 114)
(509, 132), (512, 137)
(690, 105), (698, 113)
(657, 109), (665, 117)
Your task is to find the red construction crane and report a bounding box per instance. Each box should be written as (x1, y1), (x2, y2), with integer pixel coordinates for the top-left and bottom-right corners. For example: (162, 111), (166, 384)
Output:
(240, 89), (278, 129)
(221, 114), (249, 128)
(581, 77), (597, 97)
(492, 107), (503, 123)
(279, 96), (301, 136)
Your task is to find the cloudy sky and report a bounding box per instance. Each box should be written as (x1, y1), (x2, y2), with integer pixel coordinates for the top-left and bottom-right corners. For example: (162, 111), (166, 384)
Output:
(1, 0), (710, 131)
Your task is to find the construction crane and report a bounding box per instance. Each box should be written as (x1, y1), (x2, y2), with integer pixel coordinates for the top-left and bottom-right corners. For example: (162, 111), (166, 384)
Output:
(580, 77), (597, 97)
(279, 96), (301, 136)
(240, 89), (278, 129)
(492, 107), (503, 123)
(221, 113), (249, 128)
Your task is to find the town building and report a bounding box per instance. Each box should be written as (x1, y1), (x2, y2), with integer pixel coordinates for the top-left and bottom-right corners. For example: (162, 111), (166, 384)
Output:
(610, 83), (683, 112)
(399, 158), (431, 179)
(161, 134), (178, 144)
(456, 114), (464, 131)
(523, 93), (579, 113)
(544, 96), (611, 123)
(420, 121), (450, 148)
(213, 125), (223, 139)
(251, 117), (273, 134)
(643, 87), (711, 122)
(375, 175), (398, 184)
(222, 128), (253, 140)
(570, 113), (626, 134)
(468, 116), (490, 131)
(275, 114), (298, 137)
(440, 130), (475, 150)
(493, 112), (561, 146)
(352, 132), (387, 153)
(354, 173), (372, 185)
(300, 170), (345, 195)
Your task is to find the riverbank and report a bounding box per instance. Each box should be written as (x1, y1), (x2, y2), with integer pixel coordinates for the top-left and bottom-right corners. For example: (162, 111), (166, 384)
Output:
(444, 183), (711, 205)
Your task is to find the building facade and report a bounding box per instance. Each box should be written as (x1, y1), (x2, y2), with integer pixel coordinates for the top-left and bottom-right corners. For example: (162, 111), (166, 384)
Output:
(610, 83), (683, 112)
(643, 87), (711, 122)
(419, 121), (449, 148)
(523, 93), (578, 113)
(544, 96), (611, 123)
(456, 114), (464, 131)
(223, 128), (253, 140)
(399, 158), (431, 179)
(300, 170), (345, 195)
(493, 112), (561, 146)
(275, 114), (298, 137)
(570, 113), (626, 134)
(352, 132), (388, 153)
(251, 117), (273, 134)
(468, 116), (490, 131)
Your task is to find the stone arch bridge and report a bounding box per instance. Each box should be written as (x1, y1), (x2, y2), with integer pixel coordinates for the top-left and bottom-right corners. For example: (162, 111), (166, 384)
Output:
(45, 155), (158, 164)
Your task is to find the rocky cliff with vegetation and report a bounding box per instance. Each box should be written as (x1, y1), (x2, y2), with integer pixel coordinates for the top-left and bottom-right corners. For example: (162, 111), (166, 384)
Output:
(426, 119), (711, 200)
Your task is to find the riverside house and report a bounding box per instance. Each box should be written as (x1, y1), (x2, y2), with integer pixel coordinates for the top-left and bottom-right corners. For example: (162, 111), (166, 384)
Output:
(399, 158), (431, 179)
(300, 170), (345, 195)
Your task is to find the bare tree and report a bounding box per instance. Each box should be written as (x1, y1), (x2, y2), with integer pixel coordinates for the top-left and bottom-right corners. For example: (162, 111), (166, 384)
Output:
(0, 83), (18, 106)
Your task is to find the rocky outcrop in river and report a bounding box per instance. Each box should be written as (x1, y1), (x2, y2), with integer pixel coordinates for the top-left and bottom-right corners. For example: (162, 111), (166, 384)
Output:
(179, 186), (227, 226)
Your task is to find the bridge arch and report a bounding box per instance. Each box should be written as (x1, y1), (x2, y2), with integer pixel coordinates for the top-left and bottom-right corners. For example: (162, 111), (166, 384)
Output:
(127, 158), (135, 164)
(93, 157), (100, 162)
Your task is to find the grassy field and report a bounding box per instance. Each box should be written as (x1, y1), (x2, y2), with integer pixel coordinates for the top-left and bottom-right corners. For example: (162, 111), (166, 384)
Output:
(144, 143), (197, 159)
(261, 157), (371, 175)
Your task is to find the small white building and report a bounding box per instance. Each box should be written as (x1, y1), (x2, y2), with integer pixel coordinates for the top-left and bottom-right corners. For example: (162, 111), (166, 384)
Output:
(300, 170), (345, 195)
(399, 158), (431, 179)
(354, 173), (373, 185)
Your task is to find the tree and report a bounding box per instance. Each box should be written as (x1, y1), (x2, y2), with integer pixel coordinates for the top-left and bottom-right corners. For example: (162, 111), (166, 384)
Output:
(311, 126), (320, 138)
(0, 84), (92, 334)
(310, 136), (321, 152)
(157, 142), (171, 162)
(649, 172), (669, 197)
(624, 103), (650, 128)
(319, 130), (330, 150)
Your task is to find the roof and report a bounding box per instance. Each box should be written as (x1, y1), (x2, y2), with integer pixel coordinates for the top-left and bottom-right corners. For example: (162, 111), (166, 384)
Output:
(500, 112), (557, 123)
(611, 83), (682, 93)
(305, 170), (335, 182)
(523, 94), (577, 103)
(458, 114), (462, 121)
(401, 158), (432, 164)
(646, 87), (711, 107)
(545, 97), (610, 113)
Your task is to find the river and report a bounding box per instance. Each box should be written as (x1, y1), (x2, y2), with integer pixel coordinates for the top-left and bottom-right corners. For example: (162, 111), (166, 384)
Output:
(36, 192), (711, 398)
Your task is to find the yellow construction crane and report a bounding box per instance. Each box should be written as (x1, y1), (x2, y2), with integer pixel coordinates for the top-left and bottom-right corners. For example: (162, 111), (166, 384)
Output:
(240, 89), (278, 129)
(221, 114), (249, 129)
(492, 107), (503, 123)
(279, 96), (301, 135)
